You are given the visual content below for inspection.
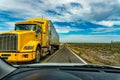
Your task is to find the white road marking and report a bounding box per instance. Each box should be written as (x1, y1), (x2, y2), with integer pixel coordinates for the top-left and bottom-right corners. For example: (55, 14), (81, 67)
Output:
(68, 48), (88, 64)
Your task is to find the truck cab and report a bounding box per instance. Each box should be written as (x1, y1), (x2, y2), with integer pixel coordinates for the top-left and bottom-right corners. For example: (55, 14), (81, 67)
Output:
(0, 18), (59, 63)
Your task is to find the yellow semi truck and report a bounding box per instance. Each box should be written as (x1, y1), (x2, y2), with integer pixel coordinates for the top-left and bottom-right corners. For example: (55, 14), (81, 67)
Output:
(0, 18), (59, 63)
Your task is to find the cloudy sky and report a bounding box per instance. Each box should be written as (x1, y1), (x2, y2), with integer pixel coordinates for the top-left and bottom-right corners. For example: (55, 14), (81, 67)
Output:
(0, 0), (120, 43)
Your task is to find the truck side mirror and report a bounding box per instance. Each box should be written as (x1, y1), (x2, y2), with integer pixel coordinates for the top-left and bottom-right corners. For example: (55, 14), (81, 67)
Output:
(36, 29), (40, 37)
(36, 31), (39, 37)
(36, 33), (38, 37)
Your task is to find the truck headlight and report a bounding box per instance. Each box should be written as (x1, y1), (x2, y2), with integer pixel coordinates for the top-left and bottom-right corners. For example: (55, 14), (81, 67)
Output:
(24, 46), (34, 50)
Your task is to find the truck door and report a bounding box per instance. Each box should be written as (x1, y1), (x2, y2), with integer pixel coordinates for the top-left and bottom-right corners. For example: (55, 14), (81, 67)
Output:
(36, 25), (41, 43)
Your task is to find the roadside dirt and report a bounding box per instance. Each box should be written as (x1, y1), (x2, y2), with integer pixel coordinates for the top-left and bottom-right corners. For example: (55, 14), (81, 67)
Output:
(68, 44), (120, 66)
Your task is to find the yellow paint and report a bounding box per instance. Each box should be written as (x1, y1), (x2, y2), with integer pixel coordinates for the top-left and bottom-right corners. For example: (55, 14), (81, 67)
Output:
(0, 18), (59, 62)
(0, 52), (36, 62)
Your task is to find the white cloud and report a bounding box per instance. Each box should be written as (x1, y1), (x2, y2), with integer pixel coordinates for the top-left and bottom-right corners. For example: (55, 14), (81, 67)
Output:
(0, 0), (117, 22)
(55, 25), (83, 33)
(91, 27), (120, 33)
(60, 35), (120, 43)
(93, 20), (120, 27)
(5, 22), (15, 28)
(0, 22), (15, 32)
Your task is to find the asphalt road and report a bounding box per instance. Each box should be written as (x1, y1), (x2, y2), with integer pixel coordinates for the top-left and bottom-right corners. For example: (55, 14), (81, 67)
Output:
(46, 46), (87, 64)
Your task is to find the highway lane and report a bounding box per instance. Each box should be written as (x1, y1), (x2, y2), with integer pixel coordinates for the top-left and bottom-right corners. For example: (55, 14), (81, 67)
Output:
(12, 46), (87, 65)
(45, 46), (87, 64)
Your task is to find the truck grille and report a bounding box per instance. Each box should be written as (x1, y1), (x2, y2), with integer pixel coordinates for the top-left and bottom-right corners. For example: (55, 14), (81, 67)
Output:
(0, 34), (18, 52)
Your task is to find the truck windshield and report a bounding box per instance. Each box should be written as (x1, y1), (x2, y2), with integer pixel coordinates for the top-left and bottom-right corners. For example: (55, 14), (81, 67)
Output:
(15, 24), (36, 31)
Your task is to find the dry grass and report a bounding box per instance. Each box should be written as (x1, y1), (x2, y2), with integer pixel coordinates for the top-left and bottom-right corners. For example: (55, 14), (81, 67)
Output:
(68, 43), (120, 66)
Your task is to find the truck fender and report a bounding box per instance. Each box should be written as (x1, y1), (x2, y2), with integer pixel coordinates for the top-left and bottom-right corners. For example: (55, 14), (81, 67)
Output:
(22, 41), (41, 51)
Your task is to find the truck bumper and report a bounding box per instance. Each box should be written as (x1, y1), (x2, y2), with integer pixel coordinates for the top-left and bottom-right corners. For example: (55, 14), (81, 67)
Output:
(0, 52), (36, 62)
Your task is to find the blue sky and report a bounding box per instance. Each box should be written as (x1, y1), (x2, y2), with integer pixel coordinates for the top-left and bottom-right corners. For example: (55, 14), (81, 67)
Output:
(0, 0), (120, 43)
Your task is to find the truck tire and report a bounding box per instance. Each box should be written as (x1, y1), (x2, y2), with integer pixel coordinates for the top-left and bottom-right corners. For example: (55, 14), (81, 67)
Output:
(48, 50), (52, 55)
(48, 46), (54, 55)
(34, 47), (40, 63)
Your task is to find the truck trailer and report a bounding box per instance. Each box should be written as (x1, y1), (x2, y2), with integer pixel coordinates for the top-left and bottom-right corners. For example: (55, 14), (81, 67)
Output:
(0, 18), (59, 63)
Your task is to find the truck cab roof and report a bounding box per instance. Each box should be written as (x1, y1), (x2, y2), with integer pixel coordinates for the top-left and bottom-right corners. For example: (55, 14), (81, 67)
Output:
(15, 18), (49, 25)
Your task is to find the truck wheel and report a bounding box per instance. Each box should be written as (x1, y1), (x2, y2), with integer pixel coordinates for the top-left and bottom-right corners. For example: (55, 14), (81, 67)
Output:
(48, 46), (54, 55)
(48, 50), (52, 55)
(34, 47), (40, 63)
